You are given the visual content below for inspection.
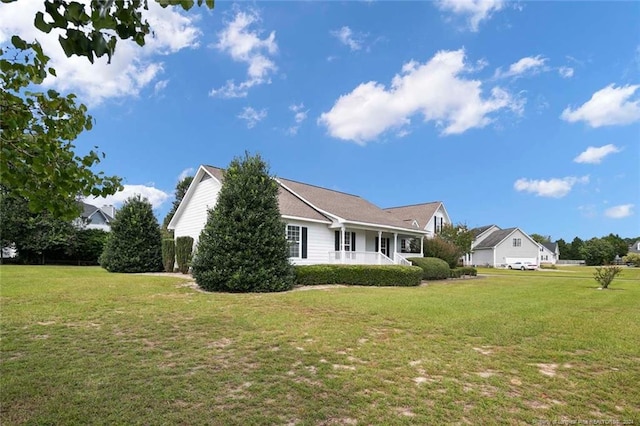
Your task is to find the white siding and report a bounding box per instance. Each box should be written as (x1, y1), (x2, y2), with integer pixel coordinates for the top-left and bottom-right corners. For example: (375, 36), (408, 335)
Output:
(494, 230), (539, 267)
(424, 205), (451, 237)
(173, 176), (221, 245)
(472, 249), (494, 267)
(287, 220), (334, 265)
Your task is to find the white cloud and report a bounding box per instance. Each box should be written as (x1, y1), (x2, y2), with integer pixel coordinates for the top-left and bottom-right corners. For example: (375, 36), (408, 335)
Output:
(318, 49), (522, 144)
(331, 26), (365, 51)
(436, 0), (505, 32)
(604, 204), (634, 219)
(558, 66), (574, 78)
(178, 168), (195, 181)
(0, 1), (201, 105)
(574, 144), (621, 164)
(154, 79), (169, 96)
(89, 185), (170, 209)
(287, 103), (309, 135)
(495, 55), (547, 79)
(238, 107), (267, 128)
(209, 10), (277, 98)
(561, 84), (640, 127)
(514, 176), (589, 198)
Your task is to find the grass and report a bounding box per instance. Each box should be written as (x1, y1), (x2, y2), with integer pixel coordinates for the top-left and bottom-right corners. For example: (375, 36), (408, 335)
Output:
(1, 265), (639, 425)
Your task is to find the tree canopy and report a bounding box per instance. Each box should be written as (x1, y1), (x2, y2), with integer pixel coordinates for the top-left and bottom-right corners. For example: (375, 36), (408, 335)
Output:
(0, 0), (214, 219)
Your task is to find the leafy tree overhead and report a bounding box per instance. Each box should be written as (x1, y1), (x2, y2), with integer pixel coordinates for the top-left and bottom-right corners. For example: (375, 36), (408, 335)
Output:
(1, 0), (214, 219)
(192, 153), (294, 293)
(99, 195), (163, 273)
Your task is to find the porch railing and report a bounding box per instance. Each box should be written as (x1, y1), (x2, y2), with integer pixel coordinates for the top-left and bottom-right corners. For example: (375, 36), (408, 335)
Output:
(393, 252), (412, 266)
(328, 251), (394, 265)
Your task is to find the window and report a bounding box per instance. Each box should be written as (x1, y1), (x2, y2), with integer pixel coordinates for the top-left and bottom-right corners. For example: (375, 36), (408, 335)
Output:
(380, 237), (387, 253)
(343, 231), (351, 252)
(287, 225), (301, 258)
(513, 238), (522, 247)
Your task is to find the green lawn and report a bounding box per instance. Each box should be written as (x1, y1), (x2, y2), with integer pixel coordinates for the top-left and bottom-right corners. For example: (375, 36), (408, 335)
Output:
(1, 266), (639, 425)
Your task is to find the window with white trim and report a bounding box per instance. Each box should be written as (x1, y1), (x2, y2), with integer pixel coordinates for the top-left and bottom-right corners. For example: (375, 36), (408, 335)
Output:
(287, 225), (301, 258)
(343, 232), (351, 252)
(513, 238), (522, 247)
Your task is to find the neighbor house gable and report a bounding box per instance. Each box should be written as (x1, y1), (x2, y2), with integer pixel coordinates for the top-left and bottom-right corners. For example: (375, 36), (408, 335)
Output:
(383, 202), (451, 234)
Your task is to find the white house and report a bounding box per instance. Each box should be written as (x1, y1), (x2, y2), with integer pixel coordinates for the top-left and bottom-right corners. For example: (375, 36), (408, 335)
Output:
(383, 202), (452, 239)
(539, 241), (559, 265)
(168, 165), (428, 266)
(465, 225), (540, 268)
(74, 202), (115, 232)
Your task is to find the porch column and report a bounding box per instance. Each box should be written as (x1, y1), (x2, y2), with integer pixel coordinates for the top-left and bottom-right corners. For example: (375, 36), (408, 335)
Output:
(341, 226), (346, 264)
(393, 233), (398, 263)
(420, 236), (424, 256)
(378, 231), (382, 265)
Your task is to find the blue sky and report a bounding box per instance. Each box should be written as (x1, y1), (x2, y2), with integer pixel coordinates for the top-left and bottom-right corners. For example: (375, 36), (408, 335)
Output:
(2, 0), (639, 241)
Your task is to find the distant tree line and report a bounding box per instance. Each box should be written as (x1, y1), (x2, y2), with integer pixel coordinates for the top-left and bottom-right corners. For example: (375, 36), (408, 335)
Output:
(556, 234), (638, 266)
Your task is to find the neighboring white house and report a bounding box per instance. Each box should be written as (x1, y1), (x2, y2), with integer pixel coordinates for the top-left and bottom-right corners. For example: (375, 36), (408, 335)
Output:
(167, 165), (428, 266)
(629, 241), (640, 254)
(539, 241), (559, 265)
(464, 225), (540, 267)
(74, 202), (115, 231)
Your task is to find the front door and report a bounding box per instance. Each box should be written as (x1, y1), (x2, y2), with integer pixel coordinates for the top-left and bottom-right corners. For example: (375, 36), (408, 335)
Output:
(375, 237), (391, 257)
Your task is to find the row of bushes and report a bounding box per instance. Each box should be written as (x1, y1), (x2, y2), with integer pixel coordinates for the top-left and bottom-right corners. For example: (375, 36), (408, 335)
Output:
(449, 266), (478, 278)
(161, 237), (194, 273)
(294, 264), (423, 287)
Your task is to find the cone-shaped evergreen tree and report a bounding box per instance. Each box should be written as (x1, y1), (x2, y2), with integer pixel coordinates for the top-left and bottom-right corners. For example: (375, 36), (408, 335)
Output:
(192, 153), (294, 292)
(99, 195), (163, 273)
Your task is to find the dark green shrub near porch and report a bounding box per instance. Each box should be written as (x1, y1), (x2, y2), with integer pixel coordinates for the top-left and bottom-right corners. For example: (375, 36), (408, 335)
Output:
(161, 239), (175, 272)
(294, 265), (423, 287)
(410, 257), (450, 280)
(175, 236), (193, 274)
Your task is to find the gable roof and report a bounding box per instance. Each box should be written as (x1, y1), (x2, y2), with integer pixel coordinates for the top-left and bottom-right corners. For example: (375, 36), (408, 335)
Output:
(277, 177), (421, 232)
(541, 241), (557, 252)
(172, 165), (425, 234)
(79, 201), (113, 222)
(383, 202), (445, 230)
(474, 228), (518, 249)
(202, 166), (330, 223)
(471, 224), (498, 238)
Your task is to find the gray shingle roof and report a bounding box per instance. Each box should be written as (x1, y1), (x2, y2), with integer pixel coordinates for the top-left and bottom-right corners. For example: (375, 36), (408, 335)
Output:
(79, 201), (113, 221)
(471, 224), (497, 238)
(203, 165), (422, 232)
(474, 228), (516, 249)
(541, 241), (557, 252)
(383, 202), (441, 229)
(203, 166), (330, 223)
(278, 177), (420, 231)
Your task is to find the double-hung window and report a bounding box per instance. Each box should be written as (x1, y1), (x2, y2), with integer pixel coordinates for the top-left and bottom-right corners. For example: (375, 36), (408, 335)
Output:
(287, 225), (301, 258)
(513, 238), (522, 247)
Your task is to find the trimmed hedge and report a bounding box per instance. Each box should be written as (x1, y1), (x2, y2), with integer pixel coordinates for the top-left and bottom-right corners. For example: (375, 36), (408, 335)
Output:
(410, 257), (450, 280)
(161, 238), (175, 272)
(175, 236), (194, 274)
(294, 265), (423, 287)
(450, 266), (478, 278)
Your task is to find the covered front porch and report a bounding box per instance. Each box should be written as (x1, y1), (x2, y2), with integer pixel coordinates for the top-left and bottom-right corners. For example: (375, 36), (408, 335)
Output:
(327, 226), (425, 266)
